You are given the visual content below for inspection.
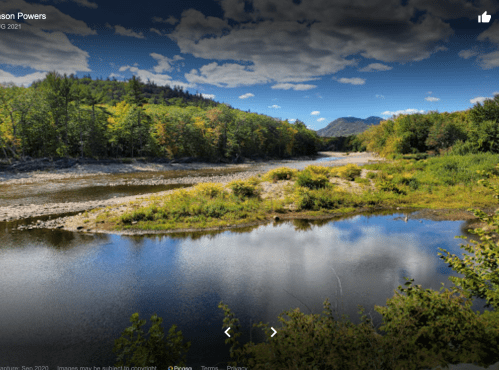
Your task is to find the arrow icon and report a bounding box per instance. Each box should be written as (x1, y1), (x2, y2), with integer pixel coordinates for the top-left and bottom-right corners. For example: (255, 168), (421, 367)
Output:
(224, 327), (231, 337)
(271, 327), (277, 337)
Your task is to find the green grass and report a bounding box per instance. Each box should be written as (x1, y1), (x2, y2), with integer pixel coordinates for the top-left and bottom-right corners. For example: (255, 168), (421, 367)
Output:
(103, 153), (499, 232)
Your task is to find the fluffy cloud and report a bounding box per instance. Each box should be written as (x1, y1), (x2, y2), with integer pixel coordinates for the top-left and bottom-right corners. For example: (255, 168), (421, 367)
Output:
(153, 16), (179, 25)
(375, 94), (385, 99)
(185, 62), (270, 87)
(150, 53), (184, 73)
(0, 0), (95, 75)
(358, 63), (393, 72)
(271, 83), (317, 91)
(268, 105), (281, 109)
(311, 111), (320, 115)
(470, 96), (495, 104)
(0, 70), (48, 86)
(166, 0), (482, 87)
(317, 118), (326, 122)
(477, 51), (499, 70)
(118, 65), (194, 90)
(425, 96), (440, 102)
(458, 49), (479, 59)
(108, 73), (124, 79)
(239, 93), (255, 99)
(110, 24), (145, 39)
(150, 28), (163, 36)
(288, 119), (297, 123)
(201, 93), (215, 99)
(72, 0), (98, 8)
(334, 77), (366, 85)
(381, 108), (425, 117)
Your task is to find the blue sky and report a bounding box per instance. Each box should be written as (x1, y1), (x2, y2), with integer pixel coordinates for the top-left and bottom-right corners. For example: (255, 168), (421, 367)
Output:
(1, 0), (499, 130)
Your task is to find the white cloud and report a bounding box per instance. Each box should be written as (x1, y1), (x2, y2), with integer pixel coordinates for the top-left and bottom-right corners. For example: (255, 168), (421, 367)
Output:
(201, 93), (215, 99)
(334, 77), (366, 85)
(150, 53), (184, 73)
(470, 96), (494, 105)
(427, 91), (432, 94)
(166, 0), (480, 87)
(271, 83), (317, 91)
(425, 96), (440, 102)
(268, 105), (281, 109)
(477, 51), (499, 70)
(375, 94), (385, 99)
(153, 16), (179, 25)
(317, 118), (326, 122)
(112, 25), (145, 39)
(381, 109), (425, 117)
(458, 49), (479, 59)
(185, 62), (270, 87)
(358, 63), (392, 72)
(109, 73), (124, 79)
(73, 0), (98, 8)
(239, 93), (255, 99)
(311, 111), (320, 115)
(493, 91), (499, 96)
(150, 28), (163, 36)
(288, 118), (297, 123)
(0, 0), (95, 74)
(0, 70), (48, 86)
(118, 65), (194, 90)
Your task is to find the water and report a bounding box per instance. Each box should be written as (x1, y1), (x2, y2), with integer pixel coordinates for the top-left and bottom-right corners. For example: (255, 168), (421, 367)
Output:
(0, 213), (485, 369)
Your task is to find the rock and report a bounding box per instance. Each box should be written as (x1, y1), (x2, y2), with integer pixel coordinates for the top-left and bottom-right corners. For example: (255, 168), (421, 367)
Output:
(131, 221), (137, 225)
(76, 226), (84, 230)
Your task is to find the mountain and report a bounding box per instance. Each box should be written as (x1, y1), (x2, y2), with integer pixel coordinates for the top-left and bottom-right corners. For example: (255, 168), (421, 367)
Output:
(316, 116), (384, 137)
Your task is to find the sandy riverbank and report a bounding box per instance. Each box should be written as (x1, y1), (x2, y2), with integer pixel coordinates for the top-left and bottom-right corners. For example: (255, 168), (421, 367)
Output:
(0, 152), (383, 222)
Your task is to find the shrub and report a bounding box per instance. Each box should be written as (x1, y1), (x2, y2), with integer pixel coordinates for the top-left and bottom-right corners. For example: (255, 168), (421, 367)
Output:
(296, 170), (329, 189)
(265, 167), (297, 182)
(354, 177), (370, 186)
(332, 164), (362, 180)
(194, 183), (226, 198)
(113, 312), (191, 368)
(305, 165), (332, 177)
(229, 179), (259, 198)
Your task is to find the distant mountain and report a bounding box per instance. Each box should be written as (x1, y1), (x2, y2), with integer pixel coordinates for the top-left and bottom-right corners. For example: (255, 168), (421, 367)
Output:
(316, 116), (384, 137)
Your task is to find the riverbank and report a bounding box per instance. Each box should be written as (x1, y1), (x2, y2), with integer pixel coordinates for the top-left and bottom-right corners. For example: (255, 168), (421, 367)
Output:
(37, 153), (499, 235)
(0, 152), (382, 222)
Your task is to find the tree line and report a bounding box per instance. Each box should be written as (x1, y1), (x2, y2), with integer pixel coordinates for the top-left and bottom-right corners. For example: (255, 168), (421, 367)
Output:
(358, 95), (499, 157)
(0, 72), (320, 161)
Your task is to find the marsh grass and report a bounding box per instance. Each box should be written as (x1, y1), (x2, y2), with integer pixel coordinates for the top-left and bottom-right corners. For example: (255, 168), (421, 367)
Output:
(108, 153), (499, 231)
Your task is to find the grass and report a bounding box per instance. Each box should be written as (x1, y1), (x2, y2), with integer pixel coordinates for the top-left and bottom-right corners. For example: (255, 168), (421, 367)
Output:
(91, 154), (499, 232)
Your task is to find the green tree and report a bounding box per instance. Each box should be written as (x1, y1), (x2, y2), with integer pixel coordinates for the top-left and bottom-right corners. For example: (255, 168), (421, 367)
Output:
(113, 312), (191, 369)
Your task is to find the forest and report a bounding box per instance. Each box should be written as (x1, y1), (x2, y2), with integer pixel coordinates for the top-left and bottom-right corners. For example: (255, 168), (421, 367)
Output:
(358, 94), (499, 158)
(0, 72), (320, 162)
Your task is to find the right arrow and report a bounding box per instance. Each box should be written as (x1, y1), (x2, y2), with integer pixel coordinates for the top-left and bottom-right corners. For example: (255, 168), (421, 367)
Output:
(224, 327), (231, 337)
(271, 327), (277, 337)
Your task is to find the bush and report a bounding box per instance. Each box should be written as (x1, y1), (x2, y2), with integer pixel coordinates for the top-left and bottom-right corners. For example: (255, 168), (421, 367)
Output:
(296, 170), (329, 189)
(265, 167), (297, 182)
(229, 179), (259, 198)
(295, 187), (345, 210)
(333, 164), (362, 180)
(305, 164), (332, 177)
(113, 312), (191, 369)
(194, 183), (226, 198)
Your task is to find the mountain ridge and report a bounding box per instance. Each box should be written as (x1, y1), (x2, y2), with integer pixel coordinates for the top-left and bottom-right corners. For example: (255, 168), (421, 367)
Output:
(316, 116), (384, 137)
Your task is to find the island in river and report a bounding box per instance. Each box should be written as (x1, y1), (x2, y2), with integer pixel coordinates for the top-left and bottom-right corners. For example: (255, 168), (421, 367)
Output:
(1, 151), (495, 235)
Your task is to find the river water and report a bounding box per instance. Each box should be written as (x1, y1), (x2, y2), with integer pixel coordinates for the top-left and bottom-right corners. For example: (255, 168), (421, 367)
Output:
(0, 212), (486, 369)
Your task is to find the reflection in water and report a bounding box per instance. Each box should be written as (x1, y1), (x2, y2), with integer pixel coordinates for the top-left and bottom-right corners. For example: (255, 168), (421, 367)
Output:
(0, 214), (486, 368)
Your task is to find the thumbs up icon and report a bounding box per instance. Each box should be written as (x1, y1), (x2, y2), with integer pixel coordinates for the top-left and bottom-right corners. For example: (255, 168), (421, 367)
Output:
(478, 11), (491, 23)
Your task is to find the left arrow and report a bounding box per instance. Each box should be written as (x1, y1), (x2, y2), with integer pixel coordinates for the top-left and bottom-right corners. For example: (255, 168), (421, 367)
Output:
(225, 327), (231, 337)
